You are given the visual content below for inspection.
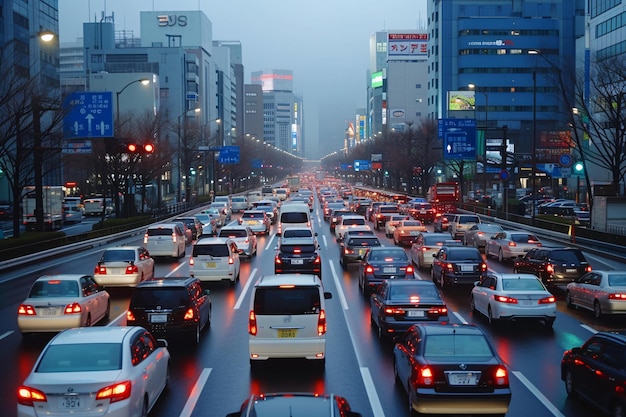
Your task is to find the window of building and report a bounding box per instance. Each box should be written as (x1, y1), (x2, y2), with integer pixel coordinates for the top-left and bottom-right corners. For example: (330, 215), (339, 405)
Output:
(415, 84), (422, 89)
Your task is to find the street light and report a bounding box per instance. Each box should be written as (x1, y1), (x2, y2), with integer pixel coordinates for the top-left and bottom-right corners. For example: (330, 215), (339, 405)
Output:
(468, 83), (489, 200)
(115, 78), (150, 134)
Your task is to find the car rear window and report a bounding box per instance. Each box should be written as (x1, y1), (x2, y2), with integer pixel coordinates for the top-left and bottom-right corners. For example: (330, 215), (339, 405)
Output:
(402, 221), (421, 227)
(232, 197), (246, 202)
(348, 238), (381, 246)
(242, 212), (264, 219)
(458, 216), (480, 223)
(343, 218), (365, 226)
(101, 250), (135, 262)
(132, 287), (189, 309)
(369, 250), (407, 261)
(36, 343), (122, 373)
(424, 334), (493, 358)
(193, 244), (230, 257)
(281, 212), (308, 223)
(29, 280), (79, 298)
(502, 278), (544, 291)
(147, 228), (175, 236)
(389, 284), (440, 301)
(282, 229), (312, 238)
(550, 250), (586, 263)
(280, 244), (316, 254)
(608, 274), (626, 286)
(380, 206), (399, 213)
(447, 249), (482, 261)
(511, 233), (539, 243)
(254, 287), (321, 315)
(423, 236), (448, 246)
(219, 229), (247, 238)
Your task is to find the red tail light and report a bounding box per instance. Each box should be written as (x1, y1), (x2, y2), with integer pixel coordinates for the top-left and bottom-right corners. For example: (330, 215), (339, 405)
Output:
(143, 233), (148, 244)
(317, 309), (327, 335)
(585, 265), (592, 273)
(494, 295), (518, 304)
(189, 257), (195, 266)
(406, 265), (414, 274)
(384, 307), (406, 316)
(64, 302), (82, 314)
(428, 306), (448, 316)
(445, 263), (454, 271)
(275, 256), (282, 264)
(18, 304), (36, 316)
(126, 310), (135, 321)
(480, 262), (488, 272)
(172, 233), (177, 243)
(546, 263), (555, 274)
(538, 296), (556, 304)
(314, 256), (321, 264)
(228, 257), (234, 265)
(608, 293), (626, 300)
(96, 265), (106, 274)
(294, 248), (301, 254)
(494, 366), (509, 386)
(248, 311), (257, 335)
(96, 381), (132, 403)
(125, 265), (138, 274)
(184, 308), (195, 320)
(17, 386), (47, 406)
(421, 246), (429, 251)
(417, 366), (434, 386)
(365, 265), (374, 274)
(508, 241), (517, 247)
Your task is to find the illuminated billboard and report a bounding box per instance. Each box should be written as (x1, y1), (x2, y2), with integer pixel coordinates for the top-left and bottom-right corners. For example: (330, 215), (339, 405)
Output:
(448, 91), (475, 112)
(371, 71), (383, 88)
(388, 32), (428, 61)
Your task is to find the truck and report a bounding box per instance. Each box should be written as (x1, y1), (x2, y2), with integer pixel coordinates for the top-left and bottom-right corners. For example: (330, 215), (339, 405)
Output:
(22, 186), (66, 231)
(427, 182), (460, 215)
(286, 175), (300, 192)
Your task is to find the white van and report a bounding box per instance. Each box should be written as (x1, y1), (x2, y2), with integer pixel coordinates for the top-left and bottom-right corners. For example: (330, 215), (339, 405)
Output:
(143, 223), (186, 258)
(277, 202), (311, 236)
(189, 237), (241, 286)
(248, 274), (332, 367)
(231, 196), (249, 213)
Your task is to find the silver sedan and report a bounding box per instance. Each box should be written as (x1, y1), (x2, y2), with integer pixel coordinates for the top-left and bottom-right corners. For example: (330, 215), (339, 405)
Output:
(485, 231), (542, 263)
(464, 223), (504, 249)
(565, 270), (626, 318)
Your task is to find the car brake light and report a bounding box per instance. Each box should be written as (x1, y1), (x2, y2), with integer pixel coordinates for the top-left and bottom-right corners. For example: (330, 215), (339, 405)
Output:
(317, 309), (327, 335)
(17, 386), (47, 406)
(446, 263), (454, 271)
(275, 256), (282, 264)
(228, 257), (234, 265)
(18, 304), (36, 316)
(418, 366), (434, 386)
(126, 265), (138, 274)
(406, 265), (414, 274)
(477, 232), (485, 236)
(421, 246), (429, 251)
(143, 233), (148, 244)
(248, 311), (257, 335)
(365, 265), (374, 273)
(585, 265), (592, 273)
(294, 248), (301, 254)
(609, 293), (626, 300)
(96, 265), (106, 274)
(546, 263), (555, 274)
(184, 308), (195, 320)
(508, 241), (517, 247)
(126, 310), (135, 321)
(172, 233), (177, 243)
(384, 307), (406, 316)
(96, 381), (132, 403)
(538, 296), (556, 304)
(494, 366), (509, 386)
(64, 302), (82, 314)
(480, 263), (488, 272)
(189, 257), (195, 266)
(494, 295), (518, 304)
(314, 256), (321, 264)
(428, 306), (448, 315)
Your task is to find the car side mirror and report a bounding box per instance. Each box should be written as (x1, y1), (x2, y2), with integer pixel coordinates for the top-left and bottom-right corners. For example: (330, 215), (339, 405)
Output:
(314, 232), (318, 236)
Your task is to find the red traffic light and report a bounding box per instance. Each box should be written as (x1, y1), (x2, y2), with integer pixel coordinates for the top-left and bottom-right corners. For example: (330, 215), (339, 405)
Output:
(127, 143), (138, 152)
(124, 143), (154, 153)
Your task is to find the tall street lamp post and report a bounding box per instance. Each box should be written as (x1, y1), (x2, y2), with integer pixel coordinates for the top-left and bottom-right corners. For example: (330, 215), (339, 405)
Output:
(115, 78), (150, 135)
(531, 69), (537, 225)
(468, 84), (489, 200)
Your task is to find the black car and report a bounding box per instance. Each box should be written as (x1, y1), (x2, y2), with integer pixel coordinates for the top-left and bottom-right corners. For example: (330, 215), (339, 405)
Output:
(175, 217), (203, 240)
(393, 323), (511, 416)
(513, 247), (591, 287)
(358, 247), (414, 295)
(226, 393), (362, 417)
(323, 202), (346, 221)
(562, 332), (626, 417)
(370, 279), (448, 340)
(339, 235), (381, 270)
(274, 237), (321, 277)
(126, 277), (211, 345)
(431, 246), (487, 288)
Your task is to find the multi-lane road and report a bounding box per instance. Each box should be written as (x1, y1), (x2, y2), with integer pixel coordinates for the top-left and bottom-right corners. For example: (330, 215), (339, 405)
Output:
(1, 197), (624, 417)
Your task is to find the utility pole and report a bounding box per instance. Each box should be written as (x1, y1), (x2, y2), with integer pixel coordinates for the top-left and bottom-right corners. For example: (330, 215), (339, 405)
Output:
(500, 125), (508, 217)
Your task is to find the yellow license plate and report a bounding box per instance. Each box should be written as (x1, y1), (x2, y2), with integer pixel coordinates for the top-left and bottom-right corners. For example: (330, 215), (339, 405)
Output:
(204, 262), (217, 268)
(278, 329), (297, 338)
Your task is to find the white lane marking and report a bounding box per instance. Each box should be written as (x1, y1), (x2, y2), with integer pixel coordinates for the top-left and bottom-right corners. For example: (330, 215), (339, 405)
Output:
(264, 233), (276, 251)
(452, 311), (468, 324)
(322, 235), (328, 249)
(234, 268), (257, 310)
(512, 371), (566, 417)
(179, 368), (212, 417)
(0, 331), (13, 341)
(166, 258), (189, 276)
(360, 367), (386, 417)
(581, 324), (598, 334)
(329, 261), (349, 311)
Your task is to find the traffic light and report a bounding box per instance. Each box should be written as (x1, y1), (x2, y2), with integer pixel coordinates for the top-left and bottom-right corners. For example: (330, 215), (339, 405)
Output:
(124, 142), (154, 154)
(574, 161), (584, 173)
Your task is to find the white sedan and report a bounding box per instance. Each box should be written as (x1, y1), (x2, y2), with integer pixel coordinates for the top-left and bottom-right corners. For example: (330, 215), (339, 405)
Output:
(94, 246), (155, 287)
(485, 231), (542, 262)
(384, 214), (410, 237)
(566, 270), (626, 318)
(18, 275), (110, 335)
(17, 326), (170, 417)
(470, 272), (556, 327)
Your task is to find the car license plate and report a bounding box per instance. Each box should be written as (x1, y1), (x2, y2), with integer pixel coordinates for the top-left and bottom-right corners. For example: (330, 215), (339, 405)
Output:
(407, 310), (425, 317)
(447, 372), (479, 385)
(410, 231), (419, 235)
(420, 210), (427, 214)
(150, 314), (168, 323)
(460, 264), (474, 272)
(204, 262), (217, 268)
(291, 259), (304, 265)
(383, 267), (396, 273)
(566, 268), (577, 273)
(520, 299), (534, 306)
(110, 268), (124, 274)
(278, 329), (297, 338)
(59, 396), (82, 409)
(41, 307), (59, 316)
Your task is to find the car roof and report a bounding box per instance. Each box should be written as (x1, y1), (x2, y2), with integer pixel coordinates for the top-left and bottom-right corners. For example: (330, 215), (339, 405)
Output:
(136, 276), (198, 288)
(418, 323), (484, 336)
(256, 273), (322, 287)
(148, 223), (180, 229)
(50, 326), (140, 345)
(195, 237), (233, 245)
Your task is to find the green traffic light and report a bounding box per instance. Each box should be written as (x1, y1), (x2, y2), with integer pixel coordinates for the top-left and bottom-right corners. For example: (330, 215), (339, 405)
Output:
(574, 162), (584, 172)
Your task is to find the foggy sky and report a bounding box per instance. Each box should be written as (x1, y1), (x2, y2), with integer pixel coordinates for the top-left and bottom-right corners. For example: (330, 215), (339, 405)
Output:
(59, 0), (426, 159)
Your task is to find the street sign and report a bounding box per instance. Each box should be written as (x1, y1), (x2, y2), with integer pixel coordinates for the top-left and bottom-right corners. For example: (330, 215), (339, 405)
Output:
(559, 153), (573, 167)
(218, 146), (240, 164)
(251, 158), (263, 169)
(62, 140), (92, 154)
(499, 170), (510, 181)
(63, 92), (114, 138)
(354, 160), (371, 171)
(439, 118), (477, 160)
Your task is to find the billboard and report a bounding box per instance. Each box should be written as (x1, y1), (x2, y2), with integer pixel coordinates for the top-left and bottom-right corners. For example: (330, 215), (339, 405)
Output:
(448, 91), (475, 112)
(388, 32), (428, 61)
(371, 71), (383, 88)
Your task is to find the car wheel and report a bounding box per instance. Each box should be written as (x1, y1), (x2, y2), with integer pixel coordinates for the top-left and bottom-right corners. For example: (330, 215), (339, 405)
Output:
(594, 300), (603, 319)
(377, 323), (384, 340)
(564, 369), (576, 397)
(498, 248), (505, 263)
(488, 306), (497, 326)
(565, 291), (574, 309)
(439, 273), (446, 289)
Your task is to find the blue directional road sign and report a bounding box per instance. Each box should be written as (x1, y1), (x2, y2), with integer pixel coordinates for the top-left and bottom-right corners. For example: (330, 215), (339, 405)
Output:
(354, 160), (371, 172)
(218, 146), (240, 164)
(251, 158), (263, 169)
(438, 118), (477, 160)
(63, 92), (114, 138)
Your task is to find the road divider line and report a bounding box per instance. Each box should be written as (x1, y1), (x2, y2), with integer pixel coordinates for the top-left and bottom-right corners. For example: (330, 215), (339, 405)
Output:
(452, 311), (468, 324)
(322, 235), (328, 249)
(329, 261), (349, 311)
(512, 370), (565, 417)
(179, 368), (212, 417)
(166, 258), (189, 276)
(234, 268), (257, 310)
(264, 234), (275, 251)
(360, 367), (386, 417)
(0, 331), (13, 341)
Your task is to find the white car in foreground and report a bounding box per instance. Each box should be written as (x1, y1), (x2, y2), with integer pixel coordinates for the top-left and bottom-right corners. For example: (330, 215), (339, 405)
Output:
(18, 326), (170, 417)
(470, 272), (556, 328)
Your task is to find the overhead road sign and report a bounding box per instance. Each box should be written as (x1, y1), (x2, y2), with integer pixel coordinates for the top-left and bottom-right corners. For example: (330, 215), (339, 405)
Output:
(63, 92), (114, 139)
(354, 160), (371, 171)
(438, 118), (477, 160)
(218, 146), (240, 164)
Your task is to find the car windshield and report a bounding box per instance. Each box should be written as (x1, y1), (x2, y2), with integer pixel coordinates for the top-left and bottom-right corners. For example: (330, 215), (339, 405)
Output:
(348, 238), (380, 247)
(101, 249), (135, 262)
(424, 334), (493, 358)
(280, 244), (316, 254)
(232, 197), (245, 202)
(36, 343), (122, 373)
(193, 244), (230, 257)
(502, 278), (544, 291)
(369, 250), (407, 262)
(447, 249), (482, 261)
(254, 287), (321, 315)
(29, 279), (79, 298)
(219, 229), (248, 238)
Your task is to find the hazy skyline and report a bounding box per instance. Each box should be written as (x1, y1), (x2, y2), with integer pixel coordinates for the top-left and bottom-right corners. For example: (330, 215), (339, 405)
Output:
(59, 0), (427, 158)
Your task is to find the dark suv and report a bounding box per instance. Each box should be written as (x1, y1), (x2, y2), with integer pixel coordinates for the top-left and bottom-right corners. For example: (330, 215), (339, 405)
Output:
(126, 277), (211, 345)
(431, 246), (487, 288)
(274, 237), (321, 277)
(513, 247), (591, 287)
